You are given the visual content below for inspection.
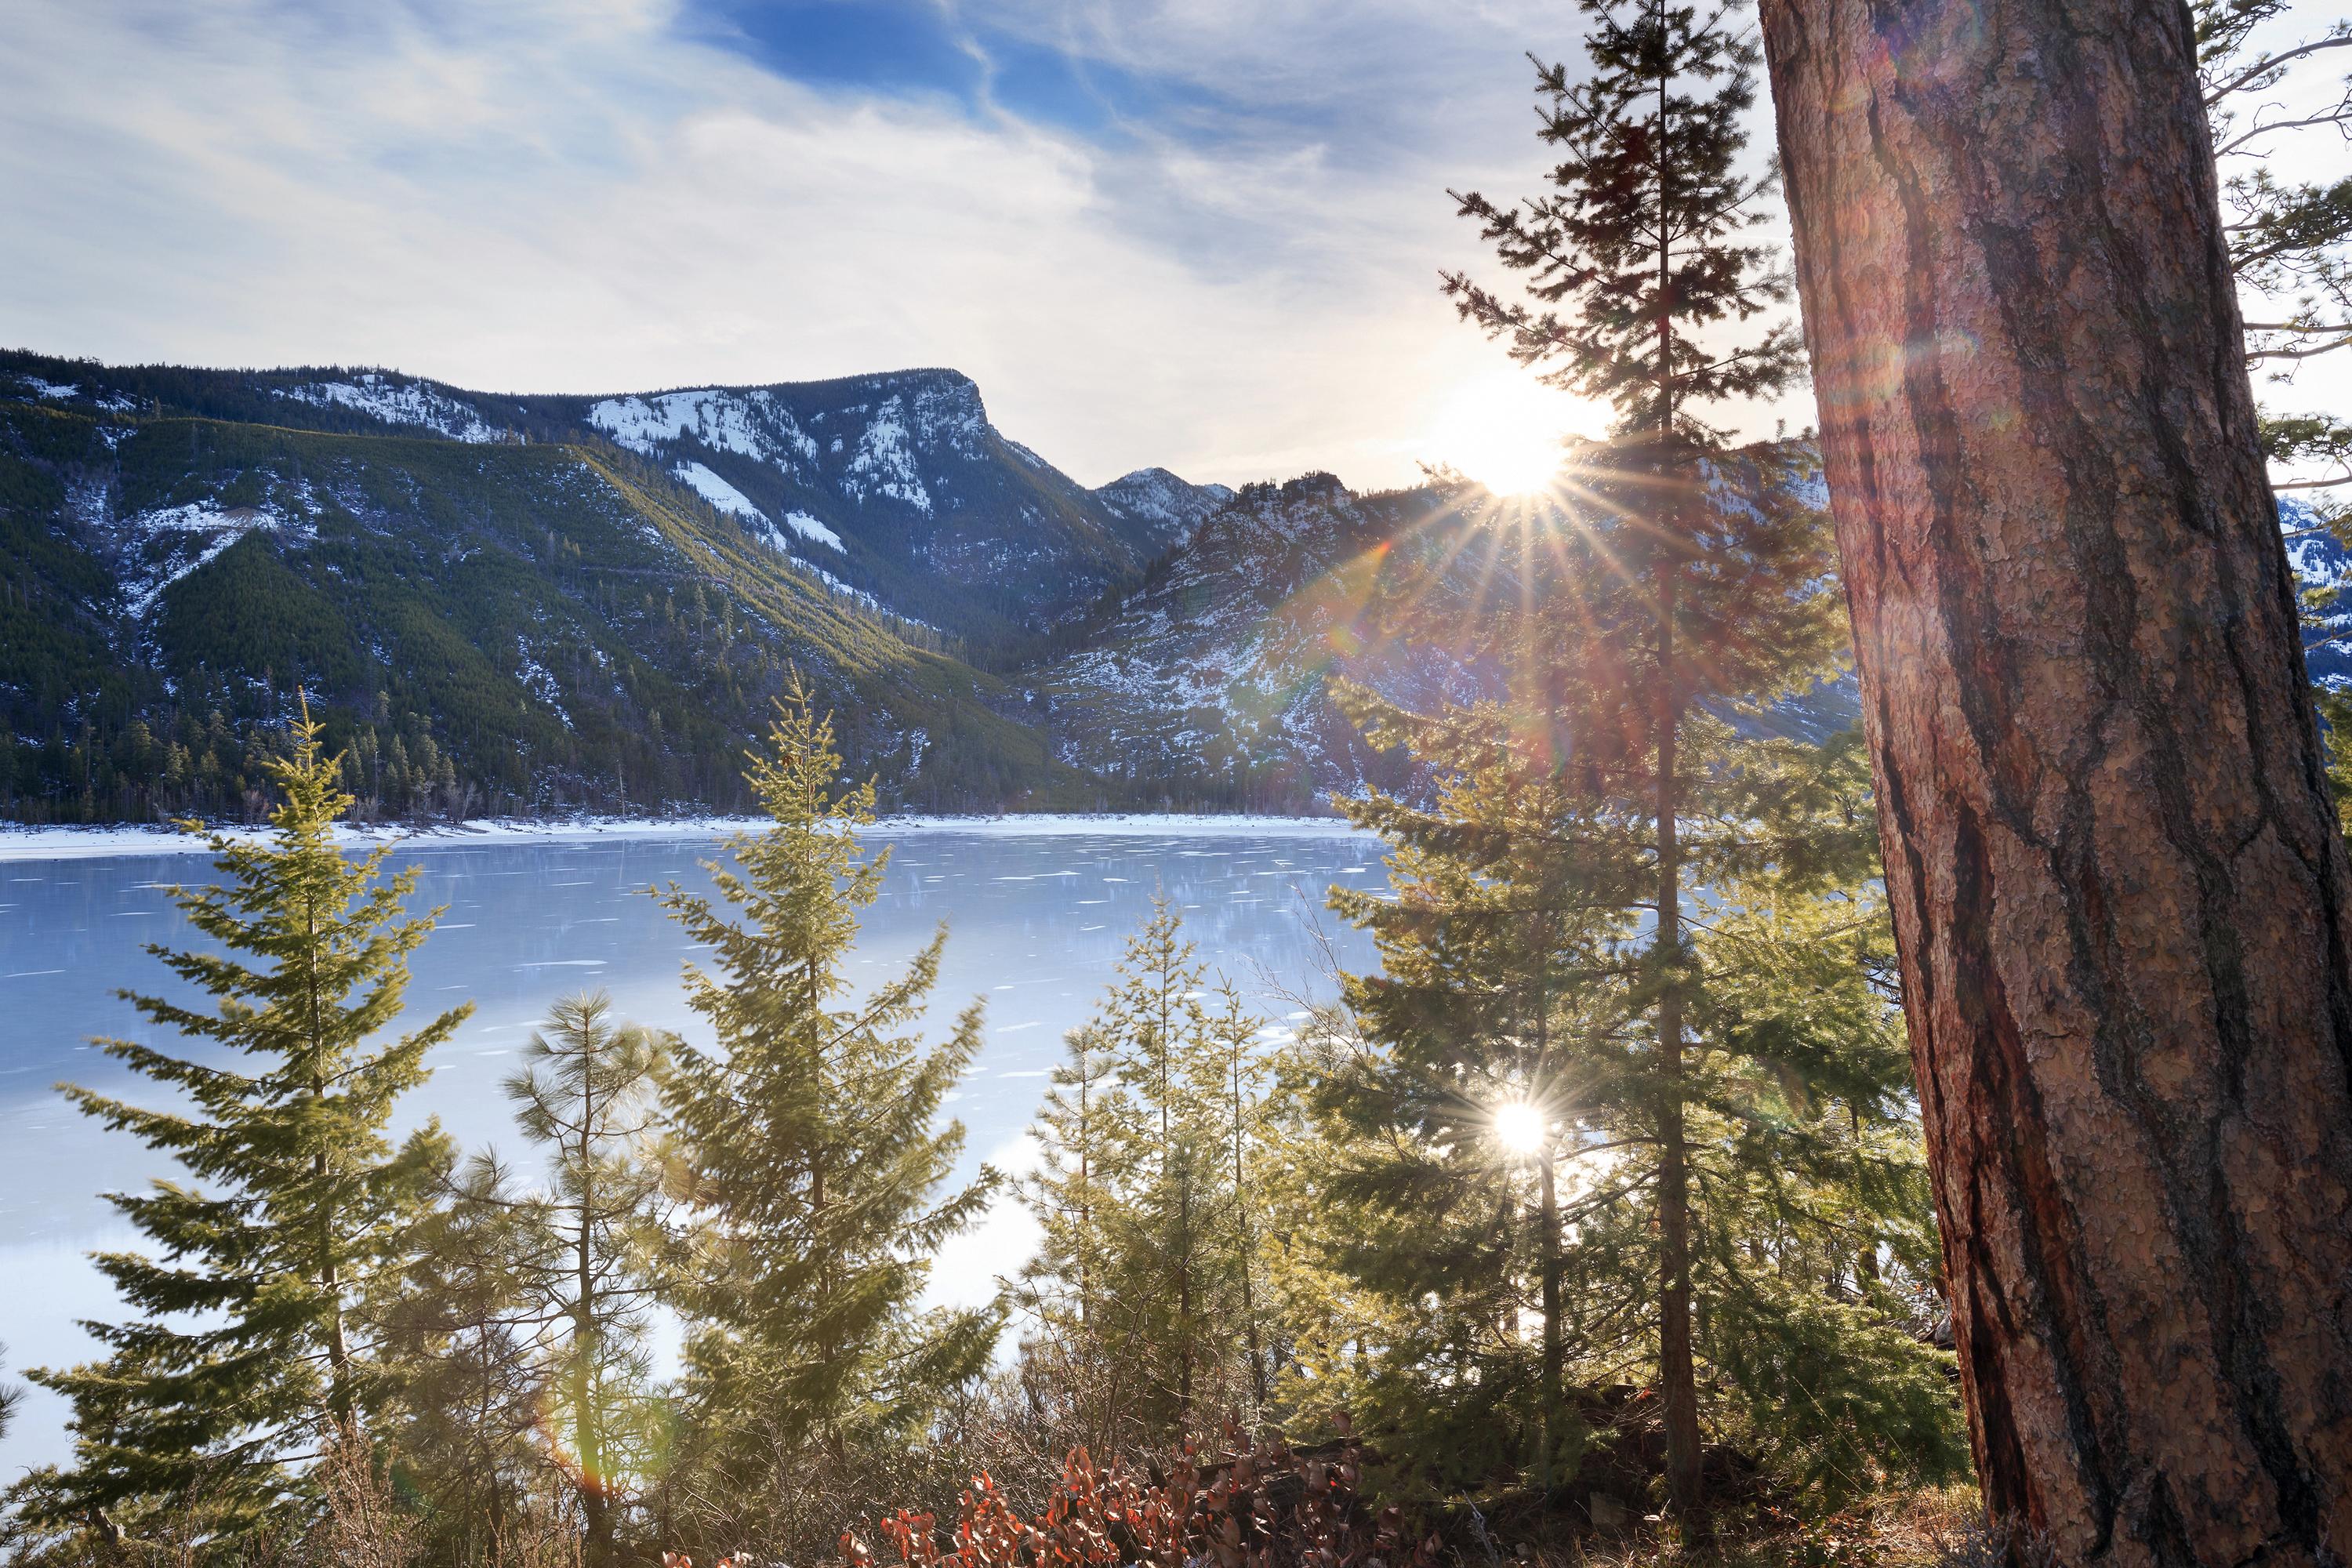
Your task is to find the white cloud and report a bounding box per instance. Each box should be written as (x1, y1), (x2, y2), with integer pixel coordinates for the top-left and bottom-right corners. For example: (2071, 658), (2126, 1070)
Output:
(0, 0), (1661, 489)
(26, 0), (2332, 492)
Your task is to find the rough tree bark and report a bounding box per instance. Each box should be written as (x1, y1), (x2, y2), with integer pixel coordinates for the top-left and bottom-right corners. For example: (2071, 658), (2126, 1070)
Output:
(1757, 0), (2352, 1561)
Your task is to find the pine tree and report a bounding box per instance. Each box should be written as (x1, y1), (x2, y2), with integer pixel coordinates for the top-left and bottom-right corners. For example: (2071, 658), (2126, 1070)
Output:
(2194, 0), (2352, 514)
(657, 673), (996, 1529)
(387, 993), (674, 1568)
(1760, 0), (2352, 1548)
(378, 1152), (554, 1567)
(1305, 673), (1965, 1512)
(1440, 0), (1811, 1521)
(28, 703), (467, 1539)
(1101, 899), (1218, 1436)
(501, 991), (672, 1568)
(1013, 900), (1269, 1445)
(1016, 1024), (1122, 1339)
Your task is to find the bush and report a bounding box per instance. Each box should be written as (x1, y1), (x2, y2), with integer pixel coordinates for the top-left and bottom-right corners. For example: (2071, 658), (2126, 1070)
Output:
(842, 1423), (1438, 1568)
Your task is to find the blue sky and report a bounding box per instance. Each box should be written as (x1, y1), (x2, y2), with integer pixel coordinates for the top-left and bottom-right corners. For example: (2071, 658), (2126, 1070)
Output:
(4, 1), (2341, 489)
(0, 0), (1671, 487)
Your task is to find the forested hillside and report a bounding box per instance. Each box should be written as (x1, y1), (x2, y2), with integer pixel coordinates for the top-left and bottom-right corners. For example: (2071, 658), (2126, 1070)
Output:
(7, 351), (2340, 826)
(0, 385), (1075, 819)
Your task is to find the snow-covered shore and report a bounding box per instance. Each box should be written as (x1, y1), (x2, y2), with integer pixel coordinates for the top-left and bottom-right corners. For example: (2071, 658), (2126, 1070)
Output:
(0, 811), (1368, 863)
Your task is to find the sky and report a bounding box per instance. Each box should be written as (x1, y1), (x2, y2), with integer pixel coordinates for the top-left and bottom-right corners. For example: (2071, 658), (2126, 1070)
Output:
(0, 0), (1748, 491)
(2, 1), (2345, 492)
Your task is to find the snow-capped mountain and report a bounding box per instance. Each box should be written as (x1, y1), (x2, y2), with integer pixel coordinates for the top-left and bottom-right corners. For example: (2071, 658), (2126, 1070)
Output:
(1090, 466), (1236, 555)
(1036, 474), (1483, 804)
(34, 348), (2329, 824)
(567, 370), (1161, 637)
(4, 358), (1196, 644)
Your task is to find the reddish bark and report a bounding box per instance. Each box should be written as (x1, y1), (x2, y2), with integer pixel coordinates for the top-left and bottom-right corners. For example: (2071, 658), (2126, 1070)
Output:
(1757, 0), (2352, 1560)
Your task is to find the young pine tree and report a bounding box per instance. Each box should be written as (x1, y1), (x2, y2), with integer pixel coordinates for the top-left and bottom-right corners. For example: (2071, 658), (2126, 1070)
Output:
(1439, 0), (1815, 1523)
(30, 705), (468, 1540)
(501, 991), (673, 1568)
(1015, 900), (1269, 1446)
(379, 1152), (554, 1567)
(657, 675), (996, 1526)
(386, 993), (674, 1568)
(1009, 1024), (1135, 1453)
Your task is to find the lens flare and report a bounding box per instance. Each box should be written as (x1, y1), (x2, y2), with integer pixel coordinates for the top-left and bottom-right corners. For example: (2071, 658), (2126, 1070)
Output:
(1428, 372), (1583, 495)
(1494, 1100), (1548, 1156)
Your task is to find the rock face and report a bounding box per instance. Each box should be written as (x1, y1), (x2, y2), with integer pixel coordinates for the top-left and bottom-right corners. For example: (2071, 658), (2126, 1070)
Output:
(568, 370), (1163, 638)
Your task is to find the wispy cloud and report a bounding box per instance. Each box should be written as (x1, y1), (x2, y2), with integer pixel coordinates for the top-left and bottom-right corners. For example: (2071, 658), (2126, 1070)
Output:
(0, 0), (1773, 488)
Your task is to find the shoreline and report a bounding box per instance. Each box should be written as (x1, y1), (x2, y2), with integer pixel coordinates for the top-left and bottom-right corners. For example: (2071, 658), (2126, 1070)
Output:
(0, 811), (1370, 863)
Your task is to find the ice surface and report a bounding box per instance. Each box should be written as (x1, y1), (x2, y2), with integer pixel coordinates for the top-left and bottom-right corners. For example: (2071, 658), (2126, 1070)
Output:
(0, 813), (1368, 862)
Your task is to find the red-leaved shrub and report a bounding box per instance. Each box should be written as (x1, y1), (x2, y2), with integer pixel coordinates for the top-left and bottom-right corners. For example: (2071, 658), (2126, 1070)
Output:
(842, 1423), (1439, 1568)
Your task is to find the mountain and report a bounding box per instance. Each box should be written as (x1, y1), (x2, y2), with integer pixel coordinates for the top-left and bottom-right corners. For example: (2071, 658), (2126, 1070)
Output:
(1035, 474), (1471, 808)
(20, 348), (2328, 828)
(0, 354), (1180, 648)
(0, 353), (1132, 821)
(1089, 466), (1236, 554)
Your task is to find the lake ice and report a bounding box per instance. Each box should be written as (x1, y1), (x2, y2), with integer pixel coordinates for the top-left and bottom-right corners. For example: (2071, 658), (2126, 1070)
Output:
(0, 822), (1380, 1481)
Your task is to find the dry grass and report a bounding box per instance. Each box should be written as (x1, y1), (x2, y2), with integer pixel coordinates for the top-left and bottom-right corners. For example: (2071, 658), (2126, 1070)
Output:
(1529, 1484), (1986, 1568)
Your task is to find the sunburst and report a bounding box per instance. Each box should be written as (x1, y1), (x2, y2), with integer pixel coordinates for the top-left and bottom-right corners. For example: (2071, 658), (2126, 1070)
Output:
(1427, 370), (1591, 495)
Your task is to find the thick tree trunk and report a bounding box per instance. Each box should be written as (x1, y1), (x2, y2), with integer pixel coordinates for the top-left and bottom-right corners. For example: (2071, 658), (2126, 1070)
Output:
(1758, 0), (2352, 1560)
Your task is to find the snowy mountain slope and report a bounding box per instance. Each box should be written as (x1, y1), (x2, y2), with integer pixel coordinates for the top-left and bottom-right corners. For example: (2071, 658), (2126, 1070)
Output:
(564, 369), (1163, 639)
(0, 390), (1080, 819)
(1091, 466), (1236, 554)
(1036, 448), (1880, 809)
(0, 354), (1196, 646)
(1035, 474), (1481, 808)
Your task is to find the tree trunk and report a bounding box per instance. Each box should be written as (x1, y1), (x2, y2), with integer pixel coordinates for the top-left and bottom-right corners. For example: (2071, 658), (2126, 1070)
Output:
(1758, 1), (2352, 1560)
(1652, 572), (1705, 1531)
(577, 1210), (610, 1568)
(1536, 1148), (1566, 1491)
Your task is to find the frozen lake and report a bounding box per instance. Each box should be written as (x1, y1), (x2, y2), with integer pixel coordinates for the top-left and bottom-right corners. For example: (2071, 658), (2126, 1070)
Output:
(0, 820), (1379, 1480)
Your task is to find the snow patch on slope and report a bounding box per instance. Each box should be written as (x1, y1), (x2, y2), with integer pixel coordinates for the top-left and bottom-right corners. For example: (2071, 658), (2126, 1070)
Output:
(590, 389), (818, 472)
(672, 461), (764, 521)
(841, 397), (934, 514)
(278, 375), (501, 442)
(114, 499), (314, 619)
(779, 510), (843, 550)
(515, 637), (571, 728)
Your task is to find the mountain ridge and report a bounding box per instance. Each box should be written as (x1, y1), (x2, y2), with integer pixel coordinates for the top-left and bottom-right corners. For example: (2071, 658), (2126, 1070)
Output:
(16, 347), (2325, 829)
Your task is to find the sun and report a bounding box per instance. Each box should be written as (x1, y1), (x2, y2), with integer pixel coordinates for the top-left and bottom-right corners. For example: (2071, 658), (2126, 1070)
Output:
(1428, 371), (1585, 495)
(1493, 1100), (1550, 1156)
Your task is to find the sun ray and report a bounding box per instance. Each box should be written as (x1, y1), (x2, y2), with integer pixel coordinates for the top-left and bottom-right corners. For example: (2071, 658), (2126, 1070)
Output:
(1427, 371), (1592, 495)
